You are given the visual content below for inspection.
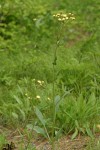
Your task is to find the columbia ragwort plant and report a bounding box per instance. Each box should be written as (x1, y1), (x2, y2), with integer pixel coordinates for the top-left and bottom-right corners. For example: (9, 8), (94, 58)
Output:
(32, 12), (76, 150)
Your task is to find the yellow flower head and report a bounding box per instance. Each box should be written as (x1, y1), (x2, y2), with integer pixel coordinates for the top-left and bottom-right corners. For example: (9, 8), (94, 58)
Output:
(36, 95), (41, 99)
(37, 80), (42, 84)
(53, 12), (75, 22)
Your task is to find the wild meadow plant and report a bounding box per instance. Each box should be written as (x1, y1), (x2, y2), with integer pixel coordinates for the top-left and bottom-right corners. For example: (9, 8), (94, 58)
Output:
(33, 12), (76, 150)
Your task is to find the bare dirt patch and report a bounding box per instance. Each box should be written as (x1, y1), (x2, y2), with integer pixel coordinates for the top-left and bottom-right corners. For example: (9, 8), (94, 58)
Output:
(0, 126), (100, 150)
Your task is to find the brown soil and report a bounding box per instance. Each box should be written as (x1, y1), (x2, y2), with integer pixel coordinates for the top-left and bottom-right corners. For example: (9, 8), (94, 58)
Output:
(36, 134), (100, 150)
(0, 126), (100, 150)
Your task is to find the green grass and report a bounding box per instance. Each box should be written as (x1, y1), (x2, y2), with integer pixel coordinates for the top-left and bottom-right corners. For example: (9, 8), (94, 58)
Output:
(0, 0), (100, 149)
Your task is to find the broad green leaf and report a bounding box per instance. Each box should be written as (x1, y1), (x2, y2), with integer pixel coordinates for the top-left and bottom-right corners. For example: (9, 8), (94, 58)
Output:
(85, 126), (94, 139)
(75, 120), (79, 129)
(54, 95), (60, 105)
(13, 95), (23, 105)
(12, 112), (18, 119)
(25, 97), (31, 111)
(55, 128), (63, 140)
(19, 108), (26, 121)
(54, 95), (61, 112)
(35, 107), (46, 126)
(17, 85), (24, 96)
(89, 92), (96, 105)
(71, 128), (78, 140)
(79, 127), (85, 134)
(33, 126), (47, 138)
(26, 124), (33, 130)
(54, 89), (73, 113)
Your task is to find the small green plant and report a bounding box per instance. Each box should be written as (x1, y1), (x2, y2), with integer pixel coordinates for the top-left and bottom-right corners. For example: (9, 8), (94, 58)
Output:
(56, 92), (100, 139)
(0, 134), (7, 149)
(16, 128), (37, 150)
(86, 139), (100, 150)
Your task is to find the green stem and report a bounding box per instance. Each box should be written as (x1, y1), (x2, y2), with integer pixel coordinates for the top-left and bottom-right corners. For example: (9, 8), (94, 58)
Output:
(51, 22), (64, 150)
(51, 64), (56, 150)
(44, 125), (51, 142)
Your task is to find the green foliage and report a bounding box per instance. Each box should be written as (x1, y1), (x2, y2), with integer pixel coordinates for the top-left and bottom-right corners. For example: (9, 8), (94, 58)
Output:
(87, 140), (100, 150)
(0, 0), (100, 146)
(0, 134), (7, 149)
(56, 93), (100, 137)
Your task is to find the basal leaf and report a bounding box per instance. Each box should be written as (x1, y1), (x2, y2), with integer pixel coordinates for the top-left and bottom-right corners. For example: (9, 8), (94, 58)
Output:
(35, 107), (46, 126)
(33, 126), (47, 138)
(71, 128), (78, 140)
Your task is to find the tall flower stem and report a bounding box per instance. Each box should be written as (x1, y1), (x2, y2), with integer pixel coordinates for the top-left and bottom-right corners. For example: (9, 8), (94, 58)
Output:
(51, 28), (62, 150)
(51, 13), (75, 149)
(51, 44), (58, 150)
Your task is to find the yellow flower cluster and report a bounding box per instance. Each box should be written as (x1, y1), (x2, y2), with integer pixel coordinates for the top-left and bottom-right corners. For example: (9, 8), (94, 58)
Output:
(25, 93), (32, 100)
(37, 80), (44, 86)
(32, 79), (45, 86)
(53, 12), (75, 22)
